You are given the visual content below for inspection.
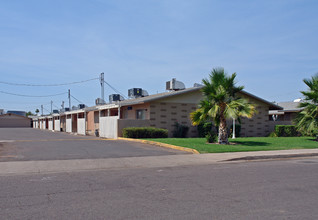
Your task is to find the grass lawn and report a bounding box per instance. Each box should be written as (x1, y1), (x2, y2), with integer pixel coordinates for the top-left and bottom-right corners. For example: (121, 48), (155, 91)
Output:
(145, 137), (318, 153)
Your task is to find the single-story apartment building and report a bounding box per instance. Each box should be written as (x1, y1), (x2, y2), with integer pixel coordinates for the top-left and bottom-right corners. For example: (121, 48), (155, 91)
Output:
(268, 100), (304, 130)
(32, 85), (282, 139)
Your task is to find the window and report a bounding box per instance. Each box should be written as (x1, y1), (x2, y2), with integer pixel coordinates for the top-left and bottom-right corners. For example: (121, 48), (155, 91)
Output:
(136, 109), (145, 120)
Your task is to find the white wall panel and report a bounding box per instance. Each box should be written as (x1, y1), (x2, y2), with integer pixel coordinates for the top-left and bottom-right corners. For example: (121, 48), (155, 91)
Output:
(77, 118), (86, 135)
(54, 120), (60, 131)
(99, 116), (118, 139)
(66, 118), (72, 133)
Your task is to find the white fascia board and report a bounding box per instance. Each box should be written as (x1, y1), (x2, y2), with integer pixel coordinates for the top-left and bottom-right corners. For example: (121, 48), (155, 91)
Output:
(64, 109), (85, 115)
(97, 104), (119, 110)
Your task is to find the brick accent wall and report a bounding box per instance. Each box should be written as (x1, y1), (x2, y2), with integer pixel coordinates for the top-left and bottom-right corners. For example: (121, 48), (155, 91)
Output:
(149, 102), (198, 137)
(240, 103), (270, 137)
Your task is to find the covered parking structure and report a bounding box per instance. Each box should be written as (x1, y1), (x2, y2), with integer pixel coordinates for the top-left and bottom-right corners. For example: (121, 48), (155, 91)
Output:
(64, 109), (87, 135)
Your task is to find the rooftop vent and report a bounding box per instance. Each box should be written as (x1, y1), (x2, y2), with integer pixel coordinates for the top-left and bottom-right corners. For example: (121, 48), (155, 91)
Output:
(95, 98), (106, 106)
(166, 78), (185, 91)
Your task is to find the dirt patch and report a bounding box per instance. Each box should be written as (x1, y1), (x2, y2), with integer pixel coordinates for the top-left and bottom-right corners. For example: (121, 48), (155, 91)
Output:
(206, 142), (238, 145)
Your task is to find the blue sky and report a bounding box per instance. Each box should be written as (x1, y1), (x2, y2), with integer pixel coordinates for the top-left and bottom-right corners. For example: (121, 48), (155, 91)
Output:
(0, 0), (317, 113)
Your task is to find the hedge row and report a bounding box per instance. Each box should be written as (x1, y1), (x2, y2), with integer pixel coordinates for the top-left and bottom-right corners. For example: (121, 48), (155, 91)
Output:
(274, 125), (299, 137)
(122, 127), (168, 138)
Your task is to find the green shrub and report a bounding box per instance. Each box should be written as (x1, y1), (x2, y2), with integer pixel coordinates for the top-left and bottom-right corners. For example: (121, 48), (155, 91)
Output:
(206, 132), (217, 143)
(274, 125), (298, 137)
(172, 122), (189, 138)
(122, 127), (168, 138)
(268, 131), (277, 137)
(197, 122), (214, 137)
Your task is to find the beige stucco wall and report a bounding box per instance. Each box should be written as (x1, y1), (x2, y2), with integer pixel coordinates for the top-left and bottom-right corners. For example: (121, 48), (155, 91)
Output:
(0, 115), (31, 128)
(121, 103), (150, 120)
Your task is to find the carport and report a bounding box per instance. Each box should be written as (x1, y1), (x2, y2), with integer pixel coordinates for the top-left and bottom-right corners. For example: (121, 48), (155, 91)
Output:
(65, 109), (86, 134)
(60, 114), (66, 132)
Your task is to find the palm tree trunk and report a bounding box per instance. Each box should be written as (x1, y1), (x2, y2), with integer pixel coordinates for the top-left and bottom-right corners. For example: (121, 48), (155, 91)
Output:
(218, 105), (229, 144)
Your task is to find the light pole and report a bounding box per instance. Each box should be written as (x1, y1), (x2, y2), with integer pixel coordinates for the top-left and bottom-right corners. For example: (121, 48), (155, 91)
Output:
(232, 117), (236, 139)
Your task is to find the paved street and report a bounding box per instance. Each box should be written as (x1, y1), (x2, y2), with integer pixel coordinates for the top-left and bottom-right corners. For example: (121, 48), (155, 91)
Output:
(1, 128), (318, 219)
(1, 158), (318, 220)
(0, 128), (187, 161)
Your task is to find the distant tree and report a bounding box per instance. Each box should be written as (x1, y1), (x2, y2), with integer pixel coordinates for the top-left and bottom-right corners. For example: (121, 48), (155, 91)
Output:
(191, 68), (256, 144)
(35, 109), (40, 114)
(26, 111), (34, 117)
(295, 74), (318, 140)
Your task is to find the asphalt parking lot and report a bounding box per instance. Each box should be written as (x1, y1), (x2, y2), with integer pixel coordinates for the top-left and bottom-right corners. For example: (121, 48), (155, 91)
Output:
(0, 128), (187, 162)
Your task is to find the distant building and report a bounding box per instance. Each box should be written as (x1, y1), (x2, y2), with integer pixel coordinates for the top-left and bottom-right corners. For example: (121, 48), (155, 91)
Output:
(269, 100), (303, 123)
(7, 110), (27, 117)
(0, 113), (31, 127)
(0, 109), (4, 115)
(268, 100), (304, 131)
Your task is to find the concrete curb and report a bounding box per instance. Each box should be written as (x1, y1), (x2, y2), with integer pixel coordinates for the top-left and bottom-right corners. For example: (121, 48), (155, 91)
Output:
(117, 137), (200, 154)
(225, 153), (318, 161)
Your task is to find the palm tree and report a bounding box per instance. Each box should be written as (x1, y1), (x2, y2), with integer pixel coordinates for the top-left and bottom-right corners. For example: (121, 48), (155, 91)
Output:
(295, 74), (318, 139)
(191, 68), (256, 144)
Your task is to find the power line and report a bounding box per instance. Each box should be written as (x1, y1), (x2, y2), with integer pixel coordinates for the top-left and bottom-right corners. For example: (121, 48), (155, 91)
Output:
(0, 91), (67, 97)
(104, 80), (127, 99)
(53, 103), (60, 109)
(0, 78), (99, 87)
(42, 106), (51, 114)
(71, 95), (84, 105)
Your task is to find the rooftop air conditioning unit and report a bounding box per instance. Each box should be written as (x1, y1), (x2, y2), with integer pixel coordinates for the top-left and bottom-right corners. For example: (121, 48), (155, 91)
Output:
(109, 94), (125, 103)
(166, 78), (185, 91)
(128, 88), (143, 98)
(64, 107), (70, 112)
(52, 110), (59, 114)
(72, 106), (79, 110)
(193, 83), (203, 88)
(78, 104), (86, 109)
(142, 90), (149, 97)
(95, 98), (106, 105)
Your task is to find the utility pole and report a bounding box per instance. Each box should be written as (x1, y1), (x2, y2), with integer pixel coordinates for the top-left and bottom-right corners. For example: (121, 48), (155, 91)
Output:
(50, 101), (53, 114)
(41, 105), (43, 116)
(61, 101), (64, 110)
(68, 89), (71, 109)
(100, 72), (105, 102)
